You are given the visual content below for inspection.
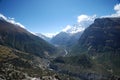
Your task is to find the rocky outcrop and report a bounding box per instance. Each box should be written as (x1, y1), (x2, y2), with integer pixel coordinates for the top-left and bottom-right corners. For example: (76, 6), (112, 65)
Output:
(72, 17), (120, 54)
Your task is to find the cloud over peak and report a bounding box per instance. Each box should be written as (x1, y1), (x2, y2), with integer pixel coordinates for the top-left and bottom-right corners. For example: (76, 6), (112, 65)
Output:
(62, 14), (96, 34)
(0, 13), (25, 28)
(62, 25), (72, 32)
(77, 14), (96, 28)
(77, 15), (96, 23)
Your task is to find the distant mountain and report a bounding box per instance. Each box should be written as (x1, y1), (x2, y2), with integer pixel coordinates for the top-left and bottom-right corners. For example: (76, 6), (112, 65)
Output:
(51, 22), (91, 48)
(66, 32), (83, 48)
(63, 18), (95, 34)
(51, 26), (83, 48)
(64, 24), (85, 34)
(50, 17), (95, 48)
(36, 33), (51, 42)
(51, 32), (71, 46)
(0, 18), (56, 57)
(72, 17), (120, 54)
(0, 15), (71, 80)
(50, 17), (120, 80)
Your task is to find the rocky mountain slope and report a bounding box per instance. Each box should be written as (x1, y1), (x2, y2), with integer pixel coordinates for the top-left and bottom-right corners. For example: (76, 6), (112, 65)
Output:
(72, 17), (120, 54)
(0, 18), (56, 57)
(0, 45), (72, 80)
(50, 17), (120, 80)
(51, 31), (82, 48)
(0, 16), (73, 80)
(36, 33), (51, 42)
(0, 15), (120, 80)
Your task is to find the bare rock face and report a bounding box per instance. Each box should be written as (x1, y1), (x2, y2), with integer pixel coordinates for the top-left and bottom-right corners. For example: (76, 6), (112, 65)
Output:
(73, 17), (120, 54)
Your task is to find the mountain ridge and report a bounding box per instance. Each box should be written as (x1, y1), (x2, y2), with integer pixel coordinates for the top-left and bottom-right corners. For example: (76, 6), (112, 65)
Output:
(50, 17), (120, 80)
(76, 17), (120, 54)
(36, 33), (51, 42)
(0, 18), (56, 57)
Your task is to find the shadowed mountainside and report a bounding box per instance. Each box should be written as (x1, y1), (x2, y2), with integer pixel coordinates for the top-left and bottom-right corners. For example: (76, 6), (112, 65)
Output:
(0, 19), (56, 57)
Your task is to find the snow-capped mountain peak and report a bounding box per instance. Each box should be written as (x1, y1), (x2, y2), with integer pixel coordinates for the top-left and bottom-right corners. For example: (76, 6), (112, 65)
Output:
(62, 24), (85, 34)
(65, 24), (85, 34)
(62, 15), (96, 34)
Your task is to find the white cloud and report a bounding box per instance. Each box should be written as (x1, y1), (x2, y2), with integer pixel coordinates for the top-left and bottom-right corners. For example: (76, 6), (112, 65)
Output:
(61, 14), (96, 34)
(77, 15), (89, 23)
(43, 32), (59, 38)
(8, 17), (15, 20)
(59, 3), (120, 35)
(114, 4), (120, 14)
(77, 14), (96, 28)
(111, 3), (120, 17)
(102, 4), (120, 17)
(77, 14), (96, 23)
(68, 26), (85, 34)
(0, 13), (25, 28)
(0, 13), (7, 20)
(62, 25), (72, 32)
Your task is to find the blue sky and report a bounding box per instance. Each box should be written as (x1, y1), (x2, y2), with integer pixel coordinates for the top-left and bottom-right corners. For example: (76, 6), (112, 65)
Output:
(0, 0), (119, 36)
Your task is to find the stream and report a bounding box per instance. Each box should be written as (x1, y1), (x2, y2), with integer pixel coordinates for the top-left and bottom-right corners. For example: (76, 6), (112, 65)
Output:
(63, 49), (68, 57)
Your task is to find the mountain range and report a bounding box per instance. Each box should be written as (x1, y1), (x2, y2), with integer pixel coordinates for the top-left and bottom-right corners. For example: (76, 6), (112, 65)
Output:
(51, 31), (83, 48)
(72, 17), (120, 55)
(0, 16), (70, 80)
(36, 33), (51, 42)
(0, 17), (56, 57)
(0, 15), (120, 80)
(50, 17), (120, 80)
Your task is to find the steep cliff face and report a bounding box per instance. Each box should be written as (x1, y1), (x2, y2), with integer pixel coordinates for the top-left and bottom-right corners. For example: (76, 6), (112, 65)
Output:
(73, 18), (120, 54)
